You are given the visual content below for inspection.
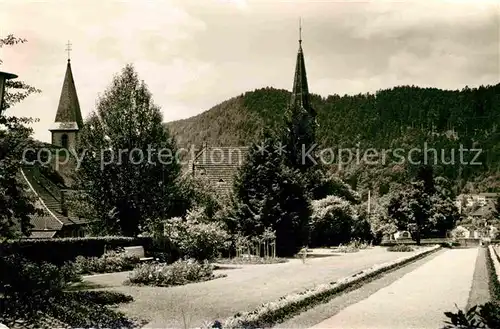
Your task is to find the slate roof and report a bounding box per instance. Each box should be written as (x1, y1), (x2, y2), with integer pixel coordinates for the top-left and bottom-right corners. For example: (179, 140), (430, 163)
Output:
(192, 146), (249, 193)
(471, 200), (496, 218)
(50, 60), (83, 130)
(20, 167), (87, 238)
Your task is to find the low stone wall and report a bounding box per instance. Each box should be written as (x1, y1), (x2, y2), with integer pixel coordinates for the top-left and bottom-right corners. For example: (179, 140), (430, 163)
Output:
(222, 245), (441, 328)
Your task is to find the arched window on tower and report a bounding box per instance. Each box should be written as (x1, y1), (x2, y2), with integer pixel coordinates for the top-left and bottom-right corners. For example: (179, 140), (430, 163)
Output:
(61, 134), (69, 149)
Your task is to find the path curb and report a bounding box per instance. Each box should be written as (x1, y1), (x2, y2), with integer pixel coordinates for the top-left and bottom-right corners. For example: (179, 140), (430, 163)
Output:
(222, 245), (441, 328)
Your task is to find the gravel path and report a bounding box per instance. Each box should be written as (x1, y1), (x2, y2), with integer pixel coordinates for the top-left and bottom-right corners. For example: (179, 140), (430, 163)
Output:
(83, 247), (426, 328)
(309, 248), (478, 329)
(274, 249), (445, 329)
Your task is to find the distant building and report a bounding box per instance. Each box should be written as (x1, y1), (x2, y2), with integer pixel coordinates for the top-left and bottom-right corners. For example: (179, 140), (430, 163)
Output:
(470, 200), (496, 220)
(455, 193), (498, 214)
(192, 146), (249, 194)
(394, 230), (411, 240)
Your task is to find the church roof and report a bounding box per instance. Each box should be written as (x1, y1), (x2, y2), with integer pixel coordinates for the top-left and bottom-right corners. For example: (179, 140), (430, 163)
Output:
(192, 146), (249, 193)
(52, 60), (83, 130)
(471, 200), (495, 217)
(20, 166), (87, 238)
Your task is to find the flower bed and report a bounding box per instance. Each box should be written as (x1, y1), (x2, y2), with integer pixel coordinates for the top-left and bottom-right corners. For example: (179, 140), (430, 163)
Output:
(74, 249), (140, 275)
(220, 245), (441, 328)
(387, 245), (414, 252)
(124, 259), (226, 287)
(215, 256), (288, 265)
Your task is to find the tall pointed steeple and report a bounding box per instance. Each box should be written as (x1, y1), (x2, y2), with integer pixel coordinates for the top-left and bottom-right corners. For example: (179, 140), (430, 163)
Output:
(290, 18), (313, 116)
(50, 42), (83, 151)
(53, 59), (83, 129)
(283, 20), (318, 170)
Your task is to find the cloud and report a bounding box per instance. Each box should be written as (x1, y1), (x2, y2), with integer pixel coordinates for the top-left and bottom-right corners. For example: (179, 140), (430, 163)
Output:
(1, 0), (498, 142)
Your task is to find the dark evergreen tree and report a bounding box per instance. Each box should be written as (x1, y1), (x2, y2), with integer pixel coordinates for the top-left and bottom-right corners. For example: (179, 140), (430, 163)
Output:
(232, 132), (311, 256)
(282, 104), (317, 171)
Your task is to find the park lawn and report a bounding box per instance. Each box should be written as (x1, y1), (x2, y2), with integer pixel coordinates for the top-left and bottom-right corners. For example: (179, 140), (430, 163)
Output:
(82, 246), (432, 328)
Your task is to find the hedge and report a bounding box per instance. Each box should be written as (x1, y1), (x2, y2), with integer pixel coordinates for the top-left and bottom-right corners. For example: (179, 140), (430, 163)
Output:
(381, 238), (482, 246)
(487, 245), (500, 301)
(0, 236), (154, 265)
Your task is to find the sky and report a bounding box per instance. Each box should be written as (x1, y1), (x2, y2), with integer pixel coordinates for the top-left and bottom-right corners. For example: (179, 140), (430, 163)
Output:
(1, 0), (499, 142)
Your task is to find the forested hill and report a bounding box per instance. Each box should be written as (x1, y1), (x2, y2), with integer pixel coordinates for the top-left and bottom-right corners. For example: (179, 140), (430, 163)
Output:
(166, 84), (500, 193)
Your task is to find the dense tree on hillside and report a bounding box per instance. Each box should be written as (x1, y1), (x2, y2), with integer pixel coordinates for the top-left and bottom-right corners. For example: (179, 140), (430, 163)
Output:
(387, 166), (459, 244)
(492, 196), (500, 221)
(231, 132), (311, 256)
(73, 64), (187, 236)
(0, 35), (42, 239)
(388, 181), (431, 245)
(168, 85), (500, 193)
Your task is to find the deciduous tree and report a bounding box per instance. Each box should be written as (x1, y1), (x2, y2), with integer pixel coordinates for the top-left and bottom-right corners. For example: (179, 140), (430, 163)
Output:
(0, 35), (42, 239)
(74, 64), (186, 236)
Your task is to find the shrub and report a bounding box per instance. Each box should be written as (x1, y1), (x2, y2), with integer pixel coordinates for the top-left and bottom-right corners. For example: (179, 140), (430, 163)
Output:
(440, 241), (461, 248)
(73, 249), (140, 275)
(336, 245), (359, 253)
(0, 236), (153, 265)
(125, 259), (223, 287)
(0, 255), (141, 329)
(0, 255), (80, 298)
(65, 290), (133, 305)
(387, 244), (414, 252)
(450, 226), (469, 240)
(443, 302), (500, 329)
(41, 292), (139, 329)
(334, 240), (368, 253)
(164, 209), (231, 261)
(310, 196), (358, 247)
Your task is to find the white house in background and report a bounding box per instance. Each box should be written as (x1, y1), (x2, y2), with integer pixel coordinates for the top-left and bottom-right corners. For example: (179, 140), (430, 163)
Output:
(456, 193), (498, 214)
(394, 230), (411, 240)
(452, 225), (473, 239)
(451, 224), (495, 239)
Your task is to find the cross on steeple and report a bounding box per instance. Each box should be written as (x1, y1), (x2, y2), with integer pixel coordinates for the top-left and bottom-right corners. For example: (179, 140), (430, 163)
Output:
(65, 41), (72, 62)
(299, 17), (302, 44)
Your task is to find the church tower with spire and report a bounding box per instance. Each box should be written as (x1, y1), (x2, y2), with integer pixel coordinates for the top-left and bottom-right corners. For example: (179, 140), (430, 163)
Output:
(289, 18), (316, 120)
(284, 19), (317, 169)
(49, 42), (83, 152)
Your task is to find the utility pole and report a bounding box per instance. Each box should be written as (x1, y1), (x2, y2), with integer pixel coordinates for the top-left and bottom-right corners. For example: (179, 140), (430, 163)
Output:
(367, 190), (371, 215)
